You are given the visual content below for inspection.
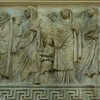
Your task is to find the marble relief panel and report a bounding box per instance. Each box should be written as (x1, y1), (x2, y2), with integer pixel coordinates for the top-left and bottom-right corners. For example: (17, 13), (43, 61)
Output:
(0, 5), (99, 100)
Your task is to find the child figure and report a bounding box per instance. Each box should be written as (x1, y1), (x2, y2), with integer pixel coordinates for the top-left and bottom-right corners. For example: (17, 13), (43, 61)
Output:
(39, 36), (55, 84)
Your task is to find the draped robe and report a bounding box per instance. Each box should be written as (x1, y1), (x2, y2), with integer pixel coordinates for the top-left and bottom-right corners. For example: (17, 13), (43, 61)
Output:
(77, 17), (99, 81)
(0, 20), (11, 78)
(53, 24), (78, 84)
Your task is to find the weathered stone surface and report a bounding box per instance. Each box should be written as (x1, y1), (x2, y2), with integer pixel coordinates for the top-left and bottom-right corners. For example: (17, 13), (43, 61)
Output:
(0, 1), (99, 99)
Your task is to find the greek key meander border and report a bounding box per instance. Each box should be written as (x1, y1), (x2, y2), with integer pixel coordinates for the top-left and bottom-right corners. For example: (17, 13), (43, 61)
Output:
(0, 85), (99, 100)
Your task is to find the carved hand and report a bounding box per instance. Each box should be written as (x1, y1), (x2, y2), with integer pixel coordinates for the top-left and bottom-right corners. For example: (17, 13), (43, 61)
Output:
(12, 46), (17, 53)
(30, 27), (37, 32)
(86, 35), (98, 40)
(72, 23), (80, 34)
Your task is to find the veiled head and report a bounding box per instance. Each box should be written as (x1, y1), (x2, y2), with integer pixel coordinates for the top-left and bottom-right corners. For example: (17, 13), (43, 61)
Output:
(87, 6), (98, 17)
(60, 8), (72, 19)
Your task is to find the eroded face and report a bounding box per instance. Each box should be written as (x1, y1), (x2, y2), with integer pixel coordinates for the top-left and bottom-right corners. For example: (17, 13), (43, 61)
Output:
(0, 12), (9, 21)
(87, 7), (94, 17)
(48, 13), (57, 22)
(15, 16), (23, 25)
(61, 9), (70, 19)
(24, 9), (30, 18)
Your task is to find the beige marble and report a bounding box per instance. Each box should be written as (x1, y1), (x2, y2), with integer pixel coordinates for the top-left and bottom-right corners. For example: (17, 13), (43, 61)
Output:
(0, 1), (99, 100)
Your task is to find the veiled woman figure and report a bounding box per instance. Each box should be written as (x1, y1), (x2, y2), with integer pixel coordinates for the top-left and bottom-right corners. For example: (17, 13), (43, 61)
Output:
(53, 8), (79, 84)
(12, 6), (43, 84)
(77, 6), (100, 84)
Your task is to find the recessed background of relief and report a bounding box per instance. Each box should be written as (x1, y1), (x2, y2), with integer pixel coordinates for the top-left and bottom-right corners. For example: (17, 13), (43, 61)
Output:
(0, 1), (100, 99)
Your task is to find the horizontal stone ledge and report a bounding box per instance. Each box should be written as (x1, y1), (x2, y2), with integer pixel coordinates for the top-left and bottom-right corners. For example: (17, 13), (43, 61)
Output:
(0, 85), (99, 88)
(0, 1), (99, 6)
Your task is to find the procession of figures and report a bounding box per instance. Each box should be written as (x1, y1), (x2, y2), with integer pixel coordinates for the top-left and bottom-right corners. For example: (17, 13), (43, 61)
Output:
(0, 6), (100, 85)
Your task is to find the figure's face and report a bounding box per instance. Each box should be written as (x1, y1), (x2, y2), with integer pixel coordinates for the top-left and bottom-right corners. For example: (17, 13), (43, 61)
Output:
(87, 7), (94, 17)
(61, 9), (70, 19)
(19, 16), (23, 24)
(24, 9), (30, 18)
(48, 13), (57, 22)
(0, 12), (7, 21)
(16, 16), (23, 25)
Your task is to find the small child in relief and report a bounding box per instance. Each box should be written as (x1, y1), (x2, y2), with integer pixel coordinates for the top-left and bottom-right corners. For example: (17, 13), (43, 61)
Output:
(39, 36), (55, 84)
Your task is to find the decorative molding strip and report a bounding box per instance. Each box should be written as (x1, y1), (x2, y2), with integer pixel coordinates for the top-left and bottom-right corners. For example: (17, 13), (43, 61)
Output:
(0, 1), (99, 6)
(0, 85), (99, 100)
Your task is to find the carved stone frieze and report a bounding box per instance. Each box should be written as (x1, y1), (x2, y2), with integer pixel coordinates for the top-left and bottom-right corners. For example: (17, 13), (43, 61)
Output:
(0, 1), (99, 99)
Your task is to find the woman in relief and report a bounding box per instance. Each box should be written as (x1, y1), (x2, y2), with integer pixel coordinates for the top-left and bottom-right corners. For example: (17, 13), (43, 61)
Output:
(12, 6), (43, 84)
(77, 7), (100, 84)
(53, 8), (79, 84)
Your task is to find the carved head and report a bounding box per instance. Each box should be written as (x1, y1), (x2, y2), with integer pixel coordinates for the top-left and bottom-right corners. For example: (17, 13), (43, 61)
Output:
(24, 6), (37, 20)
(60, 8), (72, 19)
(45, 36), (54, 47)
(0, 11), (10, 22)
(47, 12), (57, 22)
(18, 16), (24, 24)
(87, 6), (98, 17)
(24, 8), (31, 18)
(14, 16), (24, 25)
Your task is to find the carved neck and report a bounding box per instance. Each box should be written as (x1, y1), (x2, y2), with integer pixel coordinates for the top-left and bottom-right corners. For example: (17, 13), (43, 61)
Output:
(61, 18), (72, 26)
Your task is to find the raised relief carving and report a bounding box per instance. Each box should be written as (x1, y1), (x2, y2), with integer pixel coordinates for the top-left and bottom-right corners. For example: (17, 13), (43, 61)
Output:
(0, 11), (11, 80)
(0, 5), (99, 100)
(77, 6), (100, 85)
(0, 6), (99, 85)
(53, 8), (79, 84)
(12, 6), (43, 84)
(40, 36), (55, 84)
